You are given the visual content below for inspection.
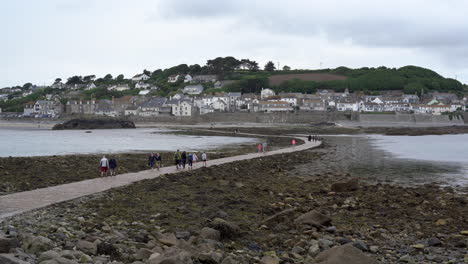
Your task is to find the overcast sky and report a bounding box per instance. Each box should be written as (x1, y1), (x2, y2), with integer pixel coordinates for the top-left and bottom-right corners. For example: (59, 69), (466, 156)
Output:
(2, 0), (468, 87)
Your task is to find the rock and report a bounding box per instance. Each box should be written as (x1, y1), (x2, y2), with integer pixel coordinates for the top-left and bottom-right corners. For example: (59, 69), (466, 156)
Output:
(148, 252), (161, 262)
(221, 256), (239, 264)
(352, 241), (369, 252)
(197, 251), (224, 263)
(369, 246), (379, 253)
(336, 237), (352, 245)
(38, 250), (61, 262)
(318, 239), (334, 249)
(78, 254), (92, 263)
(157, 233), (178, 246)
(427, 237), (442, 247)
(210, 218), (240, 239)
(148, 247), (193, 264)
(315, 244), (378, 264)
(291, 246), (305, 254)
(308, 240), (321, 257)
(97, 241), (119, 259)
(135, 248), (154, 260)
(398, 254), (414, 263)
(330, 178), (359, 192)
(410, 244), (424, 250)
(42, 257), (79, 264)
(294, 210), (332, 227)
(52, 119), (136, 130)
(0, 236), (19, 253)
(175, 231), (191, 240)
(435, 219), (447, 226)
(0, 254), (30, 264)
(325, 226), (337, 233)
(76, 240), (97, 256)
(460, 230), (468, 236)
(22, 235), (54, 254)
(259, 256), (280, 264)
(199, 227), (221, 241)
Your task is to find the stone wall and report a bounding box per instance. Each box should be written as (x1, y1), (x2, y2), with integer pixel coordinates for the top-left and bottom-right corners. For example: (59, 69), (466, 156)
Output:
(357, 113), (465, 126)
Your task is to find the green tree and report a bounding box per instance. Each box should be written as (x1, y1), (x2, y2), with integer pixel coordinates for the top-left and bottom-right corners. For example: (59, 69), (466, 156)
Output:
(264, 61), (276, 72)
(116, 74), (125, 81)
(104, 74), (113, 80)
(282, 65), (291, 71)
(66, 76), (83, 85)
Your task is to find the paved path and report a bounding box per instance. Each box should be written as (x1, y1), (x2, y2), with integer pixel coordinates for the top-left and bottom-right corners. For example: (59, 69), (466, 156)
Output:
(0, 133), (321, 221)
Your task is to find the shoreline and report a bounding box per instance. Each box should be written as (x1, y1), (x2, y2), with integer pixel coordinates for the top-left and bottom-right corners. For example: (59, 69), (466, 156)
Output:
(0, 134), (466, 263)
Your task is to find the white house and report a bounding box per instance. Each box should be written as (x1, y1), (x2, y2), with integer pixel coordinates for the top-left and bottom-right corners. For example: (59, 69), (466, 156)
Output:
(184, 74), (193, 83)
(170, 100), (193, 116)
(210, 99), (227, 112)
(258, 101), (292, 112)
(107, 85), (130, 92)
(168, 75), (180, 83)
(85, 83), (97, 90)
(280, 96), (298, 106)
(135, 82), (150, 89)
(260, 88), (275, 99)
(132, 73), (150, 82)
(183, 84), (204, 95)
(336, 101), (360, 112)
(138, 90), (150, 95)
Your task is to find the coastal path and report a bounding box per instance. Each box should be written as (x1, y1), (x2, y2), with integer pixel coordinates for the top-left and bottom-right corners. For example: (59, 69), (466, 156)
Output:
(0, 132), (321, 221)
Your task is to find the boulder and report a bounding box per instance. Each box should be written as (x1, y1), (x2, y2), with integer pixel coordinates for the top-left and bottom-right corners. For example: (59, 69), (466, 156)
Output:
(0, 254), (30, 264)
(315, 244), (378, 264)
(259, 256), (280, 264)
(330, 178), (359, 192)
(197, 251), (224, 263)
(38, 250), (61, 262)
(157, 233), (178, 246)
(76, 240), (97, 256)
(148, 247), (193, 264)
(221, 256), (239, 264)
(52, 119), (136, 130)
(209, 218), (240, 240)
(199, 227), (221, 241)
(294, 211), (332, 227)
(135, 248), (154, 260)
(22, 235), (54, 254)
(308, 240), (321, 257)
(0, 236), (19, 253)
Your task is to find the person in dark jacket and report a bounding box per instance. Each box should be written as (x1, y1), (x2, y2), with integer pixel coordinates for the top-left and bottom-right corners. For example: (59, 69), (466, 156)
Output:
(148, 153), (156, 170)
(181, 151), (187, 169)
(109, 157), (117, 176)
(155, 153), (162, 170)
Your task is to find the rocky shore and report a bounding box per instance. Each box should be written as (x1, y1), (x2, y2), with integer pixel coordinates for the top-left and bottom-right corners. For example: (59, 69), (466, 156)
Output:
(1, 135), (467, 263)
(52, 119), (136, 130)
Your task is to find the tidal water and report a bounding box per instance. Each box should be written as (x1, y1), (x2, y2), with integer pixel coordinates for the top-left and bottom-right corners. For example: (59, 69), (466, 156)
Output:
(323, 134), (468, 189)
(0, 128), (258, 157)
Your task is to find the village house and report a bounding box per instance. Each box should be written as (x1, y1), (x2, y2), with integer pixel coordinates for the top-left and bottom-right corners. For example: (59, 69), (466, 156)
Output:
(168, 99), (194, 116)
(227, 92), (241, 111)
(191, 75), (218, 83)
(138, 90), (150, 96)
(301, 99), (326, 111)
(260, 88), (275, 99)
(85, 83), (96, 90)
(184, 74), (193, 83)
(183, 84), (204, 95)
(131, 73), (150, 82)
(257, 101), (292, 112)
(95, 100), (118, 116)
(137, 97), (170, 116)
(107, 84), (130, 92)
(401, 94), (420, 104)
(124, 106), (139, 116)
(135, 82), (151, 89)
(24, 100), (64, 117)
(66, 100), (98, 115)
(168, 75), (180, 83)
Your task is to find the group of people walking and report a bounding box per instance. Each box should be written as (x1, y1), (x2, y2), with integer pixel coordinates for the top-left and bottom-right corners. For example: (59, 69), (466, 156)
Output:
(257, 142), (268, 153)
(308, 134), (320, 142)
(98, 150), (207, 177)
(173, 150), (207, 170)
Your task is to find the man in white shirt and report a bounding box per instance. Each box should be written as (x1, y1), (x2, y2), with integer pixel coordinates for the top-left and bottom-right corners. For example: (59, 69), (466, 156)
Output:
(100, 156), (109, 177)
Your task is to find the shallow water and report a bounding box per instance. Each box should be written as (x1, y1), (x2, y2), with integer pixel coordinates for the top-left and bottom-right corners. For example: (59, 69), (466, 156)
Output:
(323, 135), (468, 189)
(0, 128), (258, 157)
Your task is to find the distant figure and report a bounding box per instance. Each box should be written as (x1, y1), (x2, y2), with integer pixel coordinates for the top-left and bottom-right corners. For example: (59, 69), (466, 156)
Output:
(174, 150), (182, 170)
(308, 135), (312, 142)
(181, 151), (187, 169)
(148, 153), (156, 170)
(109, 157), (117, 176)
(155, 152), (162, 170)
(188, 152), (193, 170)
(192, 152), (198, 169)
(201, 152), (207, 167)
(100, 156), (109, 177)
(262, 142), (268, 153)
(257, 144), (263, 153)
(292, 139), (296, 147)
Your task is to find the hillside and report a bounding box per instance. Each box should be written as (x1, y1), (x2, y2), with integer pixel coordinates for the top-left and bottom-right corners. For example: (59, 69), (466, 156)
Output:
(268, 73), (347, 86)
